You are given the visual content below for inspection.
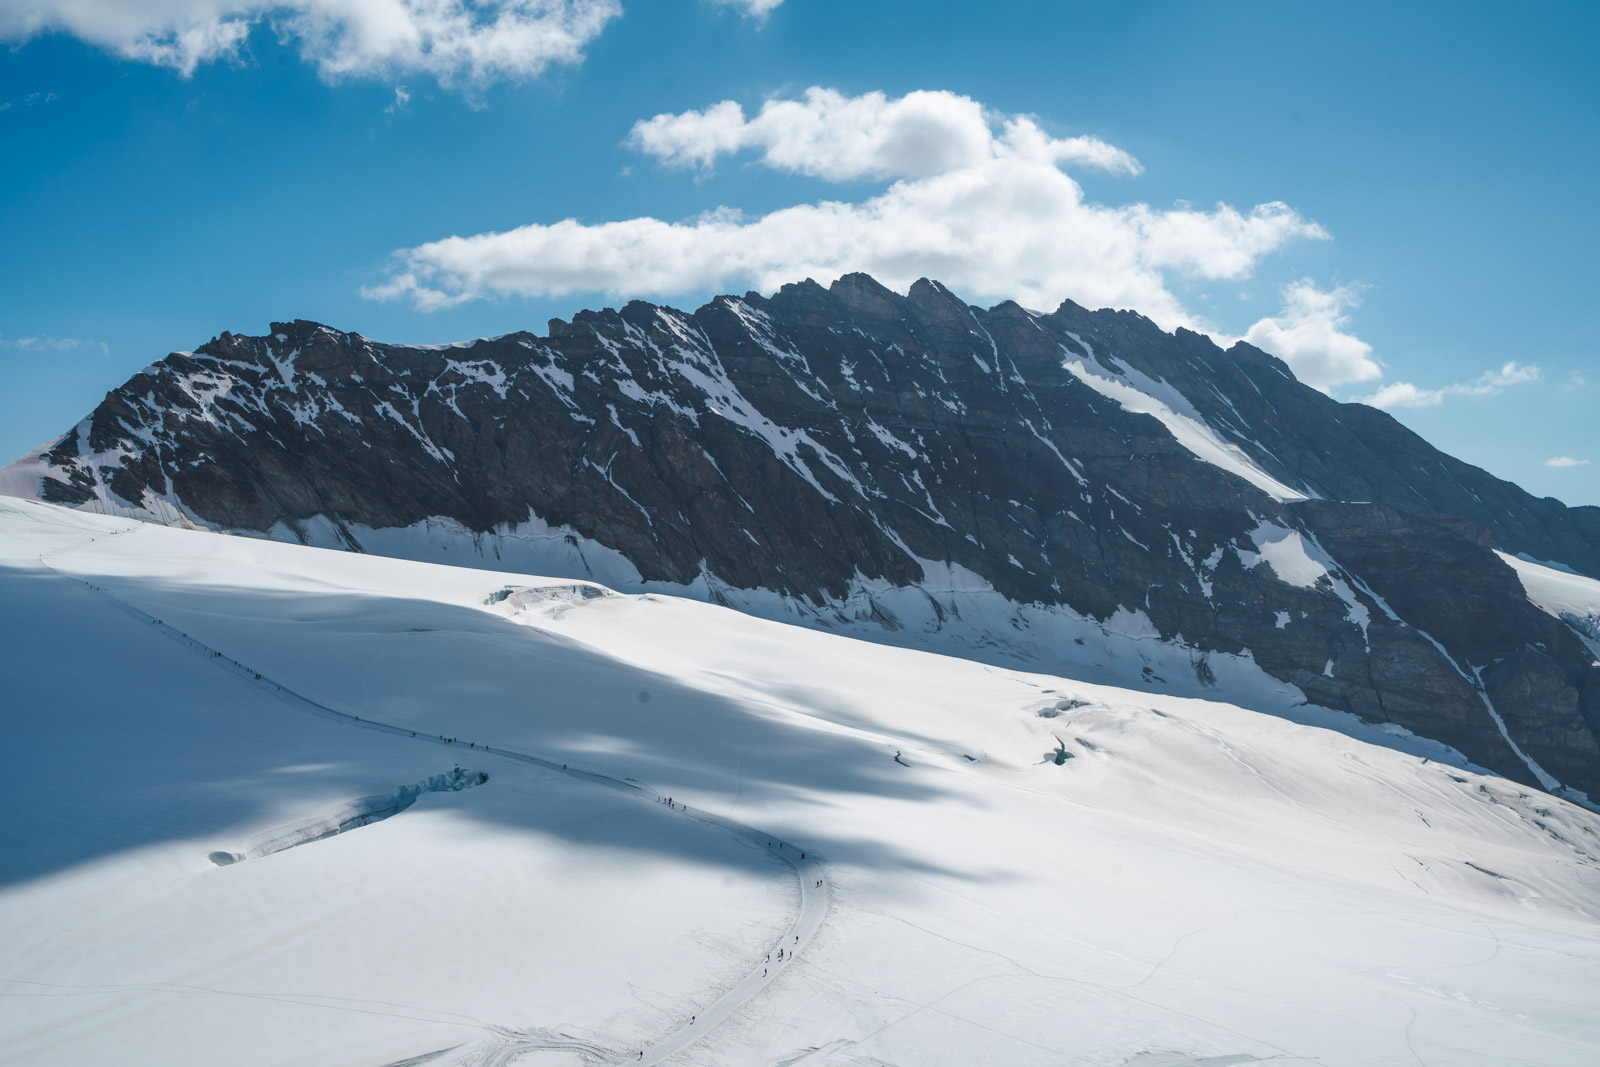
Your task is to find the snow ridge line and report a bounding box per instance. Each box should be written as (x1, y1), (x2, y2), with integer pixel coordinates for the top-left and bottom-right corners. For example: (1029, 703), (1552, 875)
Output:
(36, 540), (828, 1067)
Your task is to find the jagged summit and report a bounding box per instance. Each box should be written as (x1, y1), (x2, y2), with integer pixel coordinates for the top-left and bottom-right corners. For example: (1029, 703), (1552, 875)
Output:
(5, 275), (1599, 797)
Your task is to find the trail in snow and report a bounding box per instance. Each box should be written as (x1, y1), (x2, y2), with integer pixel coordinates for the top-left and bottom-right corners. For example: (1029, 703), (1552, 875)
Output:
(36, 534), (830, 1067)
(464, 1028), (613, 1067)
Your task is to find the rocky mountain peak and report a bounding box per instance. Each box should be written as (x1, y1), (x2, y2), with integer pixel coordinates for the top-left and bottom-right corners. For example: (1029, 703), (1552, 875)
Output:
(5, 275), (1598, 800)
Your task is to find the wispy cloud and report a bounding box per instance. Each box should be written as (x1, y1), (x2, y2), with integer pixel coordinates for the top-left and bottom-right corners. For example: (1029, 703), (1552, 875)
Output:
(711, 0), (785, 16)
(1359, 361), (1540, 409)
(0, 335), (109, 355)
(1545, 456), (1590, 468)
(1, 91), (57, 111)
(384, 85), (411, 114)
(0, 2), (620, 88)
(1565, 370), (1588, 390)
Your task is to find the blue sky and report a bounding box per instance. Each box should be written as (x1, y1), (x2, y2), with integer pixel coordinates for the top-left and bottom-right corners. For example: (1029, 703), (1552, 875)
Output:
(2, 0), (1596, 504)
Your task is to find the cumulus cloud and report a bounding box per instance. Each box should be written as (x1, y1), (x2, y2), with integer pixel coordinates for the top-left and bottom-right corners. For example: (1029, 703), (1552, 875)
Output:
(367, 87), (1325, 317)
(0, 1), (621, 85)
(1359, 361), (1541, 409)
(1545, 456), (1590, 468)
(1240, 280), (1379, 390)
(627, 87), (1143, 180)
(1358, 382), (1439, 409)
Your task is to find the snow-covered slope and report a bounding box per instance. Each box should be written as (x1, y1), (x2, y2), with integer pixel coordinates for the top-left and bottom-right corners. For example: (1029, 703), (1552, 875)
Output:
(1502, 549), (1600, 659)
(3, 497), (1599, 1066)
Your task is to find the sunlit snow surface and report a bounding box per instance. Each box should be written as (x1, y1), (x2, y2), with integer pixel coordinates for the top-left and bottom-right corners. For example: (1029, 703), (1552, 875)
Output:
(1501, 550), (1600, 660)
(2, 497), (1599, 1067)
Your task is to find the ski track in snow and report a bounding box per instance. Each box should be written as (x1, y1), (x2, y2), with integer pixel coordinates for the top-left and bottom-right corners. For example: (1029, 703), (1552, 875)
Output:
(35, 532), (830, 1067)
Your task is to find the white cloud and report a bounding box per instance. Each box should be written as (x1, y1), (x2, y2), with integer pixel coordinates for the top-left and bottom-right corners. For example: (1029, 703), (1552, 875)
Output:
(0, 335), (109, 355)
(0, 1), (621, 86)
(1240, 280), (1379, 390)
(628, 87), (1143, 180)
(1359, 361), (1541, 409)
(1565, 371), (1588, 390)
(1545, 456), (1590, 468)
(384, 83), (410, 113)
(628, 100), (751, 171)
(368, 87), (1324, 317)
(711, 0), (783, 15)
(1359, 381), (1444, 409)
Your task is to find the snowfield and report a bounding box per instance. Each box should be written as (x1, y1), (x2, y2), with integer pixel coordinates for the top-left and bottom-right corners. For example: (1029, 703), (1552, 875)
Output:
(1501, 550), (1600, 659)
(2, 496), (1598, 1066)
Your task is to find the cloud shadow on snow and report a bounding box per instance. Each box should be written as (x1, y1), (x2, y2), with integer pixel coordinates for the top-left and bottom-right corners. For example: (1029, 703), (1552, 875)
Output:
(0, 560), (987, 890)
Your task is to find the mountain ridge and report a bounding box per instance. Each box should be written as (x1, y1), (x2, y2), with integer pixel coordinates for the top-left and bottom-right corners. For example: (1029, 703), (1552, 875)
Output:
(6, 273), (1599, 797)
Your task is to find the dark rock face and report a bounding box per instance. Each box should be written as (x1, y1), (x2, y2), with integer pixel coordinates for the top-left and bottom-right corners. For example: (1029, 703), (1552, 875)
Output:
(7, 273), (1599, 796)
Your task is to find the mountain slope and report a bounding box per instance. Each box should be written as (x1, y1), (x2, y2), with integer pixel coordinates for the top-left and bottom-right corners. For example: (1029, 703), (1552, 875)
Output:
(4, 274), (1598, 796)
(3, 496), (1599, 1066)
